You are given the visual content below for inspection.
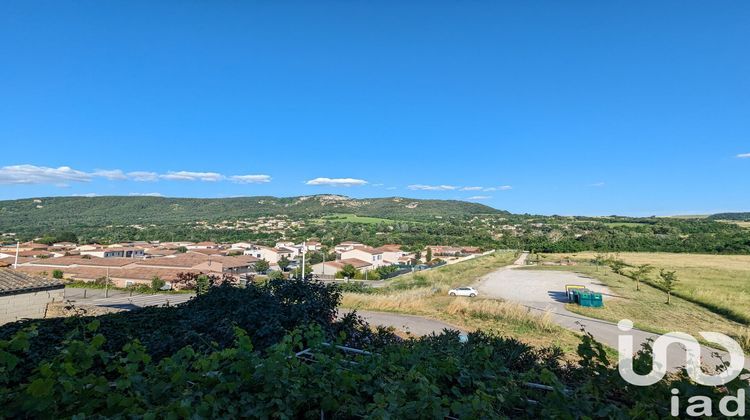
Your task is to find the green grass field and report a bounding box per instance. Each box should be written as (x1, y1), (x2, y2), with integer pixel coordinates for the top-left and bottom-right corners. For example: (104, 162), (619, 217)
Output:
(535, 252), (750, 349)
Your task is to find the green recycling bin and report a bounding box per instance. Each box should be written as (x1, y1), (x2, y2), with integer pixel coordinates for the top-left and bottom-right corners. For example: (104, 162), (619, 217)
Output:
(590, 292), (604, 308)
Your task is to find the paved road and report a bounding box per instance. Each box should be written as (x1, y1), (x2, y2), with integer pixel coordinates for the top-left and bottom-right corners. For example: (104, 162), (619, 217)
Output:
(476, 253), (746, 371)
(340, 309), (464, 337)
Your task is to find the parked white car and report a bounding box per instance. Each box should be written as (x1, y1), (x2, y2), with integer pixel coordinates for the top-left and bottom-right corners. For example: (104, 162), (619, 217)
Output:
(448, 287), (478, 297)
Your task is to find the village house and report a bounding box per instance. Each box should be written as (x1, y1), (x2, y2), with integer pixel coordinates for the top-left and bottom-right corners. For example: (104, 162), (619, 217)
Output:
(80, 247), (146, 259)
(244, 245), (294, 266)
(0, 268), (64, 325)
(334, 241), (364, 253)
(311, 258), (373, 277)
(339, 246), (387, 268)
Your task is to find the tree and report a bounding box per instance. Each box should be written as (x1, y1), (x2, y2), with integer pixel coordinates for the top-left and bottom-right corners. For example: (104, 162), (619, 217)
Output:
(338, 264), (358, 279)
(255, 259), (270, 274)
(425, 247), (432, 262)
(268, 271), (285, 280)
(196, 275), (210, 295)
(278, 256), (291, 272)
(608, 258), (627, 275)
(292, 263), (313, 280)
(659, 269), (678, 304)
(151, 276), (166, 291)
(629, 264), (653, 291)
(176, 246), (188, 253)
(52, 269), (64, 279)
(593, 254), (606, 272)
(414, 250), (422, 264)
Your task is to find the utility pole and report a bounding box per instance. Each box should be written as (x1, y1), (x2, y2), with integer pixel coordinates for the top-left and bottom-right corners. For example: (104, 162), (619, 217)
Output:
(105, 267), (110, 298)
(13, 241), (19, 269)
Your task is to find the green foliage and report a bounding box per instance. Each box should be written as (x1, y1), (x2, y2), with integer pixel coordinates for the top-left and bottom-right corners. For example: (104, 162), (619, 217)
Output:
(1, 299), (747, 417)
(267, 271), (285, 281)
(425, 246), (432, 262)
(176, 246), (187, 253)
(195, 275), (210, 295)
(254, 258), (270, 274)
(659, 269), (679, 304)
(278, 255), (291, 271)
(150, 276), (166, 291)
(337, 264), (358, 279)
(51, 269), (63, 280)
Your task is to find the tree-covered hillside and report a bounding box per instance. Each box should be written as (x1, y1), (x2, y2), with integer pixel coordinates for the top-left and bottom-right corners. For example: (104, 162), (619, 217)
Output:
(0, 195), (502, 233)
(708, 212), (750, 221)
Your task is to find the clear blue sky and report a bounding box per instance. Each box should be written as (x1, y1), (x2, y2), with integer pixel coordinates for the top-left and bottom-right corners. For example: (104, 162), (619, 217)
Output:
(1, 1), (748, 216)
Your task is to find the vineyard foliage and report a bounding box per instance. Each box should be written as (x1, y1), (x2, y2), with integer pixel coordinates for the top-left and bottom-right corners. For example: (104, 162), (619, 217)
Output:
(1, 280), (748, 417)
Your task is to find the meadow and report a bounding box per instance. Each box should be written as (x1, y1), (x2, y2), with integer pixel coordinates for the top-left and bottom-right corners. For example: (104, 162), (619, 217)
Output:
(535, 252), (750, 348)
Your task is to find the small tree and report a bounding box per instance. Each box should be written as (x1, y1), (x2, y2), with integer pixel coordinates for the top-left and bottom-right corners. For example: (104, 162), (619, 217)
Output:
(292, 263), (313, 280)
(414, 251), (422, 264)
(196, 275), (210, 295)
(629, 264), (653, 291)
(608, 258), (627, 276)
(659, 269), (678, 304)
(151, 276), (166, 291)
(268, 271), (285, 280)
(52, 269), (64, 280)
(593, 254), (606, 271)
(425, 247), (432, 263)
(338, 264), (358, 279)
(255, 259), (270, 274)
(176, 246), (188, 253)
(278, 256), (291, 272)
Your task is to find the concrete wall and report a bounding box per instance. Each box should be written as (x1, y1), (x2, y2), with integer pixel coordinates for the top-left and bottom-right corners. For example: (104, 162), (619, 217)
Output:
(0, 287), (65, 325)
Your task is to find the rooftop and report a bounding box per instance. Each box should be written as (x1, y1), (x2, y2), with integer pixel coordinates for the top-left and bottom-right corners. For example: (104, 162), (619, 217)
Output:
(0, 268), (64, 295)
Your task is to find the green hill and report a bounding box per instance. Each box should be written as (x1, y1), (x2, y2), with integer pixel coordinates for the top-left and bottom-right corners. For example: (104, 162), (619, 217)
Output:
(0, 195), (503, 234)
(708, 212), (750, 221)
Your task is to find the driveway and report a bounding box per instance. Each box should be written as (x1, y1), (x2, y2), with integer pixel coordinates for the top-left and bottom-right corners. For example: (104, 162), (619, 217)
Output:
(476, 253), (747, 371)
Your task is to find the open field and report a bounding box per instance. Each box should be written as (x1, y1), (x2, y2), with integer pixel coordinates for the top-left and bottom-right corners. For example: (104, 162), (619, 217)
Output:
(541, 252), (750, 322)
(341, 251), (585, 351)
(531, 252), (750, 349)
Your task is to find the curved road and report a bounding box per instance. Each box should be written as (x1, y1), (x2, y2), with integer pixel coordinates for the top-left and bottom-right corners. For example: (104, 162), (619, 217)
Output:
(476, 252), (746, 371)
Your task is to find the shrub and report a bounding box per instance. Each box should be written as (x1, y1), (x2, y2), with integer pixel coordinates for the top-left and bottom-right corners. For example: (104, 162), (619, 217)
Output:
(51, 269), (64, 279)
(151, 276), (166, 291)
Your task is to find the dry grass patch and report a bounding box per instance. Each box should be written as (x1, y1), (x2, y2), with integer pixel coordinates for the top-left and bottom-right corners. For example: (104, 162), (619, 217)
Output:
(541, 252), (750, 322)
(341, 251), (584, 351)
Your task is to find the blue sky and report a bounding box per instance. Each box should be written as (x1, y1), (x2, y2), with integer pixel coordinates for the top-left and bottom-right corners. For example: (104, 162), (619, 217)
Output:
(1, 1), (748, 216)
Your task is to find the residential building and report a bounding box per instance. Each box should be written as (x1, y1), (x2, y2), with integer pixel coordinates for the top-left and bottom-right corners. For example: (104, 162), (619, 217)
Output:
(340, 246), (386, 268)
(80, 247), (145, 259)
(311, 258), (372, 277)
(0, 269), (64, 325)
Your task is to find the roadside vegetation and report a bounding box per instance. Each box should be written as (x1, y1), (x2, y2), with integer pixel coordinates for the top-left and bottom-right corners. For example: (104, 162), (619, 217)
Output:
(3, 279), (745, 417)
(341, 251), (583, 351)
(528, 253), (750, 350)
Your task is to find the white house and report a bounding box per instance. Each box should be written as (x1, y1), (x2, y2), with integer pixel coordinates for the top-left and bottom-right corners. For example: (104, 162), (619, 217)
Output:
(312, 258), (373, 277)
(334, 241), (363, 253)
(244, 246), (294, 265)
(80, 247), (145, 259)
(339, 246), (386, 268)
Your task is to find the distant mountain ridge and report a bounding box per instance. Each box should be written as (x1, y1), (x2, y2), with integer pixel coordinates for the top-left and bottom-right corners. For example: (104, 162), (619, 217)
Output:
(707, 212), (750, 221)
(0, 195), (504, 232)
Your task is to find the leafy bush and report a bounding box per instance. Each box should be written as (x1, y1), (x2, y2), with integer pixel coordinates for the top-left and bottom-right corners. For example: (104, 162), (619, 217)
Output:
(150, 276), (166, 291)
(51, 269), (63, 279)
(2, 281), (748, 417)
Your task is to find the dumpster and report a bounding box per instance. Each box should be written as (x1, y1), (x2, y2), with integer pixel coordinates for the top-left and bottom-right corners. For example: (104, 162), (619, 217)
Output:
(590, 292), (604, 308)
(578, 291), (593, 307)
(565, 285), (586, 302)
